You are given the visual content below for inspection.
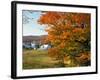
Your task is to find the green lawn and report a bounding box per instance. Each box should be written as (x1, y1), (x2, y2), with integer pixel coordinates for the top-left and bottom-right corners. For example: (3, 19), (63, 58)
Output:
(23, 49), (62, 69)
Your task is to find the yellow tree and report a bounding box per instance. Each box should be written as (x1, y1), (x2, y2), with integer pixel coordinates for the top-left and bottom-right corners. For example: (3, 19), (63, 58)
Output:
(38, 12), (91, 67)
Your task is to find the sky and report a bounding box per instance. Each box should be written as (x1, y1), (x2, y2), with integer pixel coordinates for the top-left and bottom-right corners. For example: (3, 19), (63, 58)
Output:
(22, 10), (48, 36)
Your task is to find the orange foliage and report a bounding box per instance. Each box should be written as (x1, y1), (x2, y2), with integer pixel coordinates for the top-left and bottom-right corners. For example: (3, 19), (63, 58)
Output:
(38, 11), (91, 66)
(39, 12), (61, 25)
(75, 51), (91, 65)
(48, 47), (63, 59)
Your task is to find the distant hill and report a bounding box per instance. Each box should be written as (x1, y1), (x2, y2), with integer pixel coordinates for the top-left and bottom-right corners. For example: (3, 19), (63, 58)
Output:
(23, 35), (47, 44)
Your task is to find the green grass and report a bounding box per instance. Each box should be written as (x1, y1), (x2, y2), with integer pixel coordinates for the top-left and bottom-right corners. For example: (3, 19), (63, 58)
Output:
(23, 49), (62, 69)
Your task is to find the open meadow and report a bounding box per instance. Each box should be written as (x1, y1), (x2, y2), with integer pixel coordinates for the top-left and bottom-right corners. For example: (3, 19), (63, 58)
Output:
(23, 49), (62, 69)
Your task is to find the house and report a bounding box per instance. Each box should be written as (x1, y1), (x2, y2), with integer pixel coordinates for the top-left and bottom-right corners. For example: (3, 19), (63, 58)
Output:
(39, 44), (51, 50)
(23, 43), (36, 49)
(23, 35), (48, 49)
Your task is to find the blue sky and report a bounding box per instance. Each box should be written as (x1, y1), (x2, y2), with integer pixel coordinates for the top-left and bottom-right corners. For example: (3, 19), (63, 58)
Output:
(22, 10), (47, 36)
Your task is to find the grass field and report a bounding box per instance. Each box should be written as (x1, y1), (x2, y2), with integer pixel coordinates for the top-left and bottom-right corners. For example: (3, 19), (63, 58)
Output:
(23, 49), (62, 69)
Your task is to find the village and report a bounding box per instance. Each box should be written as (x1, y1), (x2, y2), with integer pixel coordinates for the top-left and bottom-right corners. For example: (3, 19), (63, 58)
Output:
(23, 35), (51, 50)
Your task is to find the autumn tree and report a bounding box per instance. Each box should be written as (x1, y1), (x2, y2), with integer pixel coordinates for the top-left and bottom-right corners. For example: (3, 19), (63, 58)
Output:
(38, 12), (91, 67)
